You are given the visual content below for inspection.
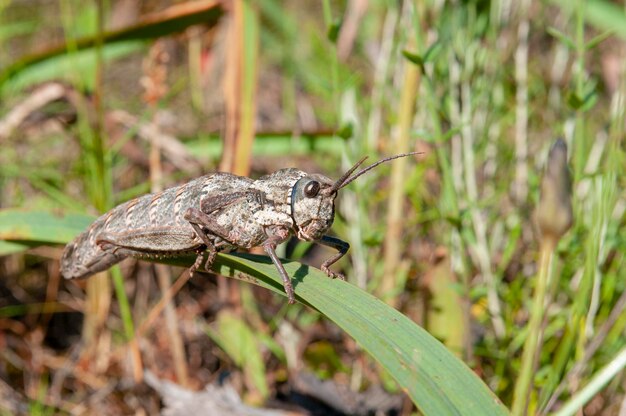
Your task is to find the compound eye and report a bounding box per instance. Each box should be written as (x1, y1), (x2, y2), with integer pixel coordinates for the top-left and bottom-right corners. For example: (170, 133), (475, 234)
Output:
(304, 180), (320, 198)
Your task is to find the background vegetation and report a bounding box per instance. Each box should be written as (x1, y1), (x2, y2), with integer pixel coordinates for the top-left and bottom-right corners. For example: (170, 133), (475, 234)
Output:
(1, 0), (625, 414)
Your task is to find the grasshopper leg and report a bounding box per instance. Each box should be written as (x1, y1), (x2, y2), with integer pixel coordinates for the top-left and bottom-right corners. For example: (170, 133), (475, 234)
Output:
(262, 228), (295, 304)
(186, 208), (296, 303)
(184, 192), (264, 275)
(317, 235), (350, 281)
(185, 189), (266, 243)
(186, 248), (217, 277)
(184, 207), (233, 275)
(185, 217), (219, 276)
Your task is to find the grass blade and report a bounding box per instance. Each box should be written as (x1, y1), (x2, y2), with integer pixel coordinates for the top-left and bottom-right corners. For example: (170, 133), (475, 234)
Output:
(0, 210), (94, 246)
(0, 0), (224, 87)
(201, 253), (509, 415)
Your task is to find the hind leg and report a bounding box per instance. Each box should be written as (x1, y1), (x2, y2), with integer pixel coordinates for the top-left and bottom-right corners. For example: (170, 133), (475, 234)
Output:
(185, 222), (219, 276)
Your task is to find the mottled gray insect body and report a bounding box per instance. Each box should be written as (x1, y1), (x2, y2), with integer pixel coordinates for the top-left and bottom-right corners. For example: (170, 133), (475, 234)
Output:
(61, 153), (417, 303)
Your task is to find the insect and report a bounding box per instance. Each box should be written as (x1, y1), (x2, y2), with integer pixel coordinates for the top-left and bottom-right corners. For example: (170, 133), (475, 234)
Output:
(61, 152), (418, 304)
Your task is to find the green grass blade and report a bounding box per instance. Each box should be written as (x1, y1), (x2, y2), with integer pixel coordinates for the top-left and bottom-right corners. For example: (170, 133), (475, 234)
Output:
(0, 0), (224, 87)
(201, 253), (509, 415)
(554, 346), (626, 416)
(1, 41), (144, 93)
(205, 311), (269, 399)
(0, 209), (508, 414)
(0, 240), (34, 256)
(0, 209), (94, 247)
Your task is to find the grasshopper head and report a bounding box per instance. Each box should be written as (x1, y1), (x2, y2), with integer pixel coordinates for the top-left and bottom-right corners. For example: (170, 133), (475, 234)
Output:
(290, 152), (421, 241)
(291, 174), (337, 241)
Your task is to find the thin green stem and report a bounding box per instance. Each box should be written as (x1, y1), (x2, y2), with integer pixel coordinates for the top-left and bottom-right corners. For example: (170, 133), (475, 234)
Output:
(380, 47), (420, 302)
(554, 346), (626, 416)
(573, 0), (586, 183)
(512, 238), (555, 415)
(111, 266), (143, 381)
(111, 267), (135, 341)
(92, 0), (108, 212)
(321, 0), (340, 120)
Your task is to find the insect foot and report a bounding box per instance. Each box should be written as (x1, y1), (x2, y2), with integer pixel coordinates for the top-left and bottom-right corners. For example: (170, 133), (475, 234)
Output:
(60, 152), (420, 305)
(321, 265), (346, 281)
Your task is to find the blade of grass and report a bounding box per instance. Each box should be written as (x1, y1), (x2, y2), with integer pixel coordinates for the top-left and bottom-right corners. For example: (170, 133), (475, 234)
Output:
(111, 266), (143, 382)
(0, 210), (94, 245)
(1, 41), (144, 94)
(513, 0), (530, 203)
(185, 132), (341, 159)
(235, 0), (259, 177)
(550, 0), (626, 40)
(511, 239), (555, 415)
(0, 0), (224, 87)
(220, 0), (259, 176)
(205, 310), (269, 400)
(0, 240), (33, 255)
(553, 346), (626, 416)
(380, 11), (420, 304)
(194, 252), (510, 415)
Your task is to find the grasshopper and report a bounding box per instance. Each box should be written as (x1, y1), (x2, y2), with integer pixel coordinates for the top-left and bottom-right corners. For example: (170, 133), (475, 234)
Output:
(61, 152), (418, 303)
